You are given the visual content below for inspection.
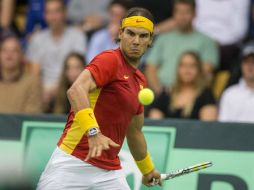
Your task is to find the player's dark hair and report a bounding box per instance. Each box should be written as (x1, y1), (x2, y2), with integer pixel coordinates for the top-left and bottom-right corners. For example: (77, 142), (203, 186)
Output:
(108, 0), (134, 11)
(174, 0), (196, 10)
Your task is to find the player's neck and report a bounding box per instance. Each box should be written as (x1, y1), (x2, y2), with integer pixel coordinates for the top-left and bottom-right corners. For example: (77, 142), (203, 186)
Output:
(121, 49), (139, 68)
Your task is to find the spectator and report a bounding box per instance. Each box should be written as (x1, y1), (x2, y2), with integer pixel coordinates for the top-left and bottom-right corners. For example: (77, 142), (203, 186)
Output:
(194, 0), (250, 71)
(133, 0), (175, 34)
(67, 0), (111, 33)
(26, 0), (86, 111)
(86, 0), (131, 62)
(149, 51), (217, 121)
(145, 0), (219, 95)
(0, 35), (42, 113)
(0, 0), (21, 40)
(219, 43), (254, 123)
(53, 52), (85, 114)
(25, 0), (47, 36)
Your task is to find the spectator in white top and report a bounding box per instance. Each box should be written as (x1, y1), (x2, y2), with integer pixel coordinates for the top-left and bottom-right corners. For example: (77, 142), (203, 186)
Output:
(194, 0), (250, 71)
(26, 0), (86, 111)
(219, 43), (254, 123)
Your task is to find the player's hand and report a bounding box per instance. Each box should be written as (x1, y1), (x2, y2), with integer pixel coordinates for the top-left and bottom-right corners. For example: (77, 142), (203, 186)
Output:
(142, 168), (162, 187)
(85, 133), (120, 161)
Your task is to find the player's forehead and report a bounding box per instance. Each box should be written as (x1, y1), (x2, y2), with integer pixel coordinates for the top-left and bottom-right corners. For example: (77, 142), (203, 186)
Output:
(124, 26), (150, 35)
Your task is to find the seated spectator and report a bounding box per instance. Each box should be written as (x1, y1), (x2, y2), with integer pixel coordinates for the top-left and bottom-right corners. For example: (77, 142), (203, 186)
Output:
(194, 0), (250, 71)
(67, 0), (111, 33)
(149, 51), (217, 121)
(53, 52), (85, 114)
(145, 0), (219, 95)
(219, 43), (254, 123)
(26, 0), (86, 111)
(0, 35), (42, 113)
(86, 0), (131, 62)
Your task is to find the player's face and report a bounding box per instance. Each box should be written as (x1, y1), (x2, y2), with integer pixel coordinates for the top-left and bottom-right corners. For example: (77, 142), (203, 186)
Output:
(45, 1), (65, 29)
(242, 56), (254, 82)
(0, 38), (22, 70)
(119, 26), (153, 61)
(65, 57), (84, 83)
(178, 54), (199, 84)
(173, 3), (195, 31)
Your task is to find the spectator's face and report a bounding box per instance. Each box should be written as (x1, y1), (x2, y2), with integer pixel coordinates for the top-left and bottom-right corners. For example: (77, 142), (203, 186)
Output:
(178, 54), (199, 84)
(173, 3), (195, 31)
(0, 38), (22, 70)
(119, 27), (152, 61)
(109, 4), (127, 24)
(65, 57), (84, 83)
(242, 56), (254, 82)
(45, 1), (65, 29)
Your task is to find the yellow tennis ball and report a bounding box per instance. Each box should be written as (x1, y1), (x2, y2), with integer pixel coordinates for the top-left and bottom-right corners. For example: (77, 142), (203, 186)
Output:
(138, 88), (154, 105)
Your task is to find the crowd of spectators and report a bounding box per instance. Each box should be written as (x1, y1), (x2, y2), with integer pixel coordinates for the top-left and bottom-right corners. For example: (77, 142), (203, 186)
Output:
(0, 0), (253, 123)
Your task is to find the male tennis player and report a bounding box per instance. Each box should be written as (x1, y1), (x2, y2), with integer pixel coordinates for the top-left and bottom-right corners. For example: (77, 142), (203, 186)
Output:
(37, 7), (161, 190)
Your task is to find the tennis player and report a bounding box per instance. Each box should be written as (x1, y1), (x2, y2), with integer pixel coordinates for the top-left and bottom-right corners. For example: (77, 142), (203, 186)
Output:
(37, 7), (161, 190)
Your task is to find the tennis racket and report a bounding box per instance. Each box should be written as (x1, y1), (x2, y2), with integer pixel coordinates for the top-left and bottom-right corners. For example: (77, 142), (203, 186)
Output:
(161, 161), (212, 180)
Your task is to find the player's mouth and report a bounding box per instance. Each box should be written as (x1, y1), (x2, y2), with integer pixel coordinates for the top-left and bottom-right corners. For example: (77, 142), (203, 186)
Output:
(130, 48), (140, 53)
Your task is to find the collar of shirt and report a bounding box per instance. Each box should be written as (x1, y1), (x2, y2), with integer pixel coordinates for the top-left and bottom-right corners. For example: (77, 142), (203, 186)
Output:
(239, 78), (254, 94)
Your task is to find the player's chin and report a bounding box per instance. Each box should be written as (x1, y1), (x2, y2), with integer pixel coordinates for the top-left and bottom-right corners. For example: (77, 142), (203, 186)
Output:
(128, 52), (142, 59)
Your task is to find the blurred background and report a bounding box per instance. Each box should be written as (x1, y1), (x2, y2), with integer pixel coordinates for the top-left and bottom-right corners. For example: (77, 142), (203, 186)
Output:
(0, 0), (254, 189)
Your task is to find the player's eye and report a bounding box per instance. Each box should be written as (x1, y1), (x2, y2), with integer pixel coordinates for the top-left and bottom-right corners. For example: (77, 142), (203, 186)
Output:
(140, 33), (149, 38)
(126, 30), (135, 37)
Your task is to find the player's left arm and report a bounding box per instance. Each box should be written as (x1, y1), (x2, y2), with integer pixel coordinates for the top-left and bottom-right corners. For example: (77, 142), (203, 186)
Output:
(126, 113), (161, 187)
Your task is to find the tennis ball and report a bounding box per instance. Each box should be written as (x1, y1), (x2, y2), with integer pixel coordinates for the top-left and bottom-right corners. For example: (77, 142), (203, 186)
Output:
(138, 88), (154, 105)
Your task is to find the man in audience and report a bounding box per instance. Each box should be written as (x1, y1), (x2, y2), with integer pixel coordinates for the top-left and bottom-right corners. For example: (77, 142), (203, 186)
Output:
(145, 0), (218, 95)
(26, 0), (86, 111)
(194, 0), (250, 71)
(86, 0), (131, 62)
(0, 35), (42, 113)
(219, 43), (254, 123)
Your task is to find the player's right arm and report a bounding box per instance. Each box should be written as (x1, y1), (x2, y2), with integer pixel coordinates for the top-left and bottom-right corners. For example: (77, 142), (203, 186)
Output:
(67, 69), (119, 161)
(67, 69), (96, 112)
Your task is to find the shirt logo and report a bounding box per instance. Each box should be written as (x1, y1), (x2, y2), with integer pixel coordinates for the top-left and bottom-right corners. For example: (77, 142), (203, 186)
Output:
(124, 75), (129, 79)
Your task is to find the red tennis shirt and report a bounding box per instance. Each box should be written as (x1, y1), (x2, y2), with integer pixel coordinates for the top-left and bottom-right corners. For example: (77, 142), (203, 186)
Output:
(58, 48), (146, 170)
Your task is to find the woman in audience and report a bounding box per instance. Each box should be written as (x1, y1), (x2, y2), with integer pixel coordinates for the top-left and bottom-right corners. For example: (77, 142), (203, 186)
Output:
(53, 52), (85, 114)
(149, 51), (217, 121)
(0, 35), (42, 113)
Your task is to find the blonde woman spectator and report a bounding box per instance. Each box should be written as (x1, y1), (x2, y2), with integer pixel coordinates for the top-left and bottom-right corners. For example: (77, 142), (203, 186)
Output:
(0, 35), (42, 113)
(53, 52), (85, 114)
(149, 51), (217, 121)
